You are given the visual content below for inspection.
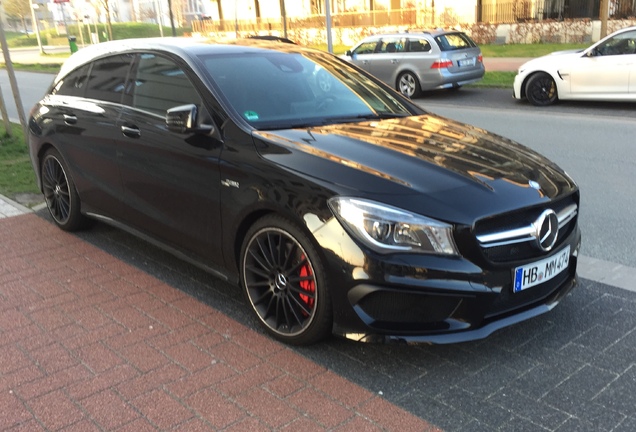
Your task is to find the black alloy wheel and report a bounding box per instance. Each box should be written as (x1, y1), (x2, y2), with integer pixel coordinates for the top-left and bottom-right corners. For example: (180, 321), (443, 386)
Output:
(397, 71), (422, 98)
(41, 148), (88, 231)
(525, 72), (558, 106)
(240, 215), (332, 345)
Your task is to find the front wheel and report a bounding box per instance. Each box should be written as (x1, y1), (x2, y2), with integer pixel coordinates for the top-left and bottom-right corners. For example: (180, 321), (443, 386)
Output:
(240, 215), (332, 345)
(397, 71), (422, 99)
(525, 72), (558, 106)
(41, 148), (89, 231)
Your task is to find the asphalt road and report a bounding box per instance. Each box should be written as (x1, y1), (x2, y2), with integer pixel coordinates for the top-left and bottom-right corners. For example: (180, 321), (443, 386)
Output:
(0, 70), (54, 121)
(418, 86), (635, 120)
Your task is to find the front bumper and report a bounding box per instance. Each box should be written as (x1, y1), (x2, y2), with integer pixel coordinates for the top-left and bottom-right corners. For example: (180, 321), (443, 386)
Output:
(323, 221), (581, 344)
(513, 72), (525, 100)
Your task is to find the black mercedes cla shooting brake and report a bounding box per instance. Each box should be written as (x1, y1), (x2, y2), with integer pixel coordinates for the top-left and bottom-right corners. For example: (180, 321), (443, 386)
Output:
(28, 38), (581, 345)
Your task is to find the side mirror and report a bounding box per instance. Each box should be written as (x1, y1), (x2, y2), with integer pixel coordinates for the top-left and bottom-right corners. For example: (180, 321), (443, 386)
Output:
(166, 104), (214, 135)
(345, 50), (353, 57)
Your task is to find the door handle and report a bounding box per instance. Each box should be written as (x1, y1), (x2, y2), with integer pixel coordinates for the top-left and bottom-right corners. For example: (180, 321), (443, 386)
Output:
(362, 60), (369, 64)
(121, 125), (141, 138)
(391, 59), (399, 64)
(63, 114), (77, 125)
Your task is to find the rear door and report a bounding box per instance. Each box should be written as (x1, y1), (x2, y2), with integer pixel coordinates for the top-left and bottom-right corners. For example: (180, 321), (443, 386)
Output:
(116, 52), (224, 262)
(366, 37), (407, 85)
(46, 55), (134, 219)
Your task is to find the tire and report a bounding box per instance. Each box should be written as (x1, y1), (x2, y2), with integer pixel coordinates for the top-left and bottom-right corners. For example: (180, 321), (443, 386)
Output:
(397, 71), (422, 99)
(41, 148), (89, 231)
(240, 214), (332, 345)
(525, 72), (558, 106)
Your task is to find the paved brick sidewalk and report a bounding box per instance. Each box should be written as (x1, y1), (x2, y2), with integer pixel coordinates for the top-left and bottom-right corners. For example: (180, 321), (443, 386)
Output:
(482, 57), (530, 72)
(0, 213), (440, 431)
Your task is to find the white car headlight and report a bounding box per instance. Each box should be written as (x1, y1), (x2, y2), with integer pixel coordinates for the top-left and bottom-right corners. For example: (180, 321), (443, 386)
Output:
(328, 197), (458, 255)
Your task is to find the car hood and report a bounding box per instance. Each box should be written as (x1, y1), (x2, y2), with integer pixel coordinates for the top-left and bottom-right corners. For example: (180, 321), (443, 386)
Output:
(519, 50), (584, 70)
(253, 114), (577, 224)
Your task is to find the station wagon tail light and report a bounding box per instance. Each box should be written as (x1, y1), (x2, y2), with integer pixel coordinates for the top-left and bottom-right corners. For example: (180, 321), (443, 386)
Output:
(478, 54), (483, 63)
(431, 60), (453, 69)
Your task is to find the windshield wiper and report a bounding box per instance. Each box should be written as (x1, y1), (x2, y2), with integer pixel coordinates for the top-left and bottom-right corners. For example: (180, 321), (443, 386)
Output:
(259, 113), (411, 130)
(323, 112), (409, 124)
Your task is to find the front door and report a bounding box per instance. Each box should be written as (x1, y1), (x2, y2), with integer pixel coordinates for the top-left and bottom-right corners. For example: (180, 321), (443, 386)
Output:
(116, 53), (224, 263)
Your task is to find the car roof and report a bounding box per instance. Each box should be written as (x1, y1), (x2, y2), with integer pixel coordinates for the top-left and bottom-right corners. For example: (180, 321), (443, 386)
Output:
(361, 29), (463, 39)
(56, 37), (310, 82)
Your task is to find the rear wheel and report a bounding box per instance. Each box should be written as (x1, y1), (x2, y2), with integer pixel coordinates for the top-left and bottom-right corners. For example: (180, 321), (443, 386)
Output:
(240, 215), (332, 345)
(397, 71), (421, 98)
(525, 72), (558, 106)
(41, 148), (89, 231)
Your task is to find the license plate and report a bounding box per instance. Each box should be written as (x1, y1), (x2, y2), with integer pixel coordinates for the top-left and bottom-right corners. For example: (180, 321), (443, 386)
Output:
(458, 58), (475, 67)
(513, 245), (570, 292)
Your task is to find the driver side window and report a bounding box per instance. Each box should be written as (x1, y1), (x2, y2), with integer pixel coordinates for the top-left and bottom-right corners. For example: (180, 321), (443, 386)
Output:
(128, 54), (204, 117)
(597, 31), (636, 56)
(353, 41), (379, 55)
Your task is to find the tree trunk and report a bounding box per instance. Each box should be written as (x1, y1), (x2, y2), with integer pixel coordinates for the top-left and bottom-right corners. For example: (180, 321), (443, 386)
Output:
(216, 1), (224, 30)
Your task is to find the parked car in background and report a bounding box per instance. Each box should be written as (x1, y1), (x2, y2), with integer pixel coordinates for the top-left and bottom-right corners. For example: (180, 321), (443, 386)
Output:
(29, 38), (579, 346)
(514, 26), (636, 106)
(342, 29), (485, 98)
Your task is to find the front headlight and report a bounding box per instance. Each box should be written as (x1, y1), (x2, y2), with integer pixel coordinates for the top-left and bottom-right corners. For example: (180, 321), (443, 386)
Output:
(328, 197), (458, 255)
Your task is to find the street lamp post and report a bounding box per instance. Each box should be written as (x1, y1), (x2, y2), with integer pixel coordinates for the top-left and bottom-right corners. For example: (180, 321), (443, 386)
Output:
(325, 0), (333, 53)
(29, 2), (45, 54)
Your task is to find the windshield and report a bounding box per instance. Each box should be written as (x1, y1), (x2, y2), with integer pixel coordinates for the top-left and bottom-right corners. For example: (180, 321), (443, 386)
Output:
(198, 50), (420, 130)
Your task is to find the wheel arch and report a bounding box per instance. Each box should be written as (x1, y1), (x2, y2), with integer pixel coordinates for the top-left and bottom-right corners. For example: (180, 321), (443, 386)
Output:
(395, 68), (421, 88)
(35, 143), (57, 191)
(395, 69), (423, 98)
(230, 205), (330, 275)
(520, 70), (560, 100)
(232, 208), (275, 273)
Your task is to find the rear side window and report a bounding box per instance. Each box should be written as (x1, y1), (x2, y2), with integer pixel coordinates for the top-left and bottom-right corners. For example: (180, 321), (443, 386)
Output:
(378, 38), (406, 53)
(406, 38), (432, 52)
(84, 55), (134, 103)
(128, 54), (202, 116)
(435, 33), (477, 51)
(52, 64), (91, 97)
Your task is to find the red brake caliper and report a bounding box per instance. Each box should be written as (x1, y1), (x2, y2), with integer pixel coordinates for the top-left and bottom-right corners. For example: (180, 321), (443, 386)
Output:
(298, 255), (315, 314)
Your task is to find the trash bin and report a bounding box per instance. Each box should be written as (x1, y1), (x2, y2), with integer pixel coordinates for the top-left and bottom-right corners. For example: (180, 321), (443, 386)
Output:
(68, 36), (78, 53)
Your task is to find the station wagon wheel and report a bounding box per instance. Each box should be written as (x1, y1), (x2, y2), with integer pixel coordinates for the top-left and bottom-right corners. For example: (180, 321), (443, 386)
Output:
(397, 71), (421, 98)
(240, 215), (332, 345)
(41, 148), (88, 231)
(525, 72), (558, 106)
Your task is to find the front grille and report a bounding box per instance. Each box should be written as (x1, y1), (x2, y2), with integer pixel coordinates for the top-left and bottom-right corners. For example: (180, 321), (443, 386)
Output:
(475, 195), (578, 264)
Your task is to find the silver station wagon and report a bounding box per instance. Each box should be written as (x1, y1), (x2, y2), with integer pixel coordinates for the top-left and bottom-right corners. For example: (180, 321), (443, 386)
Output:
(343, 29), (485, 98)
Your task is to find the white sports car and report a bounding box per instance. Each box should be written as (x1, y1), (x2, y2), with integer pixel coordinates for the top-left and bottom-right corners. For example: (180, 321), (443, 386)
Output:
(513, 26), (636, 106)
